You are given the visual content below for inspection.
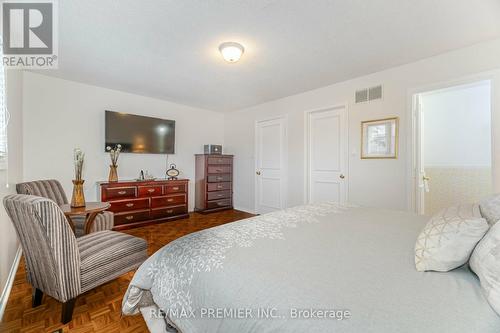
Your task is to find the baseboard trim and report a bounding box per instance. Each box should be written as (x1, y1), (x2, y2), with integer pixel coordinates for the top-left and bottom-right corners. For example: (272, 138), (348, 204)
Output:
(0, 246), (22, 321)
(234, 206), (256, 215)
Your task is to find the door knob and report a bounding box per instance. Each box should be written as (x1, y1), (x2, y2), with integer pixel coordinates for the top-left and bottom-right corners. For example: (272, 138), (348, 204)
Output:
(339, 174), (345, 179)
(256, 171), (261, 175)
(423, 176), (430, 181)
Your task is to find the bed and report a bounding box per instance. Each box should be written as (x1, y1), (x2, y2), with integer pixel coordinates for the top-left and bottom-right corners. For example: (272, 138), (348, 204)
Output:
(122, 202), (500, 332)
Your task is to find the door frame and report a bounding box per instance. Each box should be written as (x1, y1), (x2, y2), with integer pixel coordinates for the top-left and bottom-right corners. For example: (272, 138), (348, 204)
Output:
(407, 72), (497, 214)
(304, 104), (349, 204)
(254, 115), (288, 214)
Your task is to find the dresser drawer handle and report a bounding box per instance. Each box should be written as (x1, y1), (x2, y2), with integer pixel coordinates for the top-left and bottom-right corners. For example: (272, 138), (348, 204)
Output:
(166, 209), (173, 214)
(217, 202), (225, 206)
(218, 194), (223, 197)
(126, 203), (134, 207)
(216, 177), (223, 180)
(147, 189), (156, 193)
(125, 215), (134, 220)
(117, 191), (127, 195)
(215, 169), (222, 172)
(217, 185), (223, 189)
(172, 187), (179, 191)
(167, 198), (174, 202)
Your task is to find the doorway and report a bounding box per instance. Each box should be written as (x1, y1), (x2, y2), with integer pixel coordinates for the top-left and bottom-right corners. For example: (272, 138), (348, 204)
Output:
(255, 116), (288, 214)
(305, 105), (348, 204)
(413, 80), (492, 215)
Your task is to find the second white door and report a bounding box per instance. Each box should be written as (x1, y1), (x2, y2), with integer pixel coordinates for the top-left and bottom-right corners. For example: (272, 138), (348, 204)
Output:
(306, 106), (348, 204)
(255, 117), (287, 214)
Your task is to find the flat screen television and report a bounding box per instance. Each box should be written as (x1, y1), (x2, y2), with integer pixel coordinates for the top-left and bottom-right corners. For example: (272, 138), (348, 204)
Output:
(105, 111), (175, 154)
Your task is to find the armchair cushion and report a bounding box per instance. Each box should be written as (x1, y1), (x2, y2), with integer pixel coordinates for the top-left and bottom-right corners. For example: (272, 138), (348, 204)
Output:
(78, 231), (147, 292)
(73, 211), (114, 237)
(90, 211), (114, 233)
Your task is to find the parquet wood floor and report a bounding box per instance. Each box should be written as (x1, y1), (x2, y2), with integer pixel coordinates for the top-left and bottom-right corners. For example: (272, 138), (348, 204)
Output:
(0, 210), (254, 333)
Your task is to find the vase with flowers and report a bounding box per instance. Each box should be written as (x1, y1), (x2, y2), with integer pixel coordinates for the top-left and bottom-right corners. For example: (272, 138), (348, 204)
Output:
(106, 144), (122, 182)
(71, 148), (86, 207)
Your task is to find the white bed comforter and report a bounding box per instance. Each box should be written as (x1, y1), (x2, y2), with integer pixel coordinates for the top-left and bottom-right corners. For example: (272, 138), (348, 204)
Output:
(122, 202), (500, 332)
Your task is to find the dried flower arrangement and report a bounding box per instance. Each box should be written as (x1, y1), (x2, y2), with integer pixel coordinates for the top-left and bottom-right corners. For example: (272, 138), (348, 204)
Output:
(106, 144), (122, 167)
(73, 148), (85, 181)
(71, 148), (86, 207)
(106, 144), (122, 182)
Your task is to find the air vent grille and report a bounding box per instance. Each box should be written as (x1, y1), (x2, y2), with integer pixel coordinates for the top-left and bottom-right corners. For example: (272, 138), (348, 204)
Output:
(369, 85), (382, 101)
(355, 89), (368, 103)
(355, 85), (383, 103)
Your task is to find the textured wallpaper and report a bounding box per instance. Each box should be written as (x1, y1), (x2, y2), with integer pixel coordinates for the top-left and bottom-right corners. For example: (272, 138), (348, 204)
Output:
(424, 167), (492, 216)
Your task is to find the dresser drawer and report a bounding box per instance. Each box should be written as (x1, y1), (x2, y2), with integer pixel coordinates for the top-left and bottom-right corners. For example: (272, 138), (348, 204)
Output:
(207, 174), (231, 183)
(207, 157), (232, 165)
(138, 185), (163, 197)
(103, 186), (136, 200)
(109, 198), (150, 213)
(207, 190), (231, 201)
(151, 194), (186, 208)
(165, 183), (187, 194)
(207, 182), (232, 192)
(150, 205), (188, 219)
(207, 165), (232, 174)
(114, 209), (150, 225)
(206, 199), (232, 209)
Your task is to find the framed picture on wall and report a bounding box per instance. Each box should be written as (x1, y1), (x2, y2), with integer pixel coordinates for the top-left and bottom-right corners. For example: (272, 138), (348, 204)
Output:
(361, 117), (398, 159)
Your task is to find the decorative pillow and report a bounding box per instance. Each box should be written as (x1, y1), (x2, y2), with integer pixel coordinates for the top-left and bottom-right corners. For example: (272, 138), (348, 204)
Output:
(415, 204), (489, 272)
(470, 222), (500, 315)
(479, 194), (500, 226)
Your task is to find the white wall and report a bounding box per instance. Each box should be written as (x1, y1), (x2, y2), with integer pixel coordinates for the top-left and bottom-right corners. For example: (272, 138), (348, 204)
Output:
(0, 70), (23, 303)
(422, 81), (491, 167)
(22, 72), (224, 210)
(224, 38), (500, 212)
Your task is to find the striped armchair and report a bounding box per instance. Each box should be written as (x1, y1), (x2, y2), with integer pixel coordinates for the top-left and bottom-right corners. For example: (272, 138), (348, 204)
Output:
(16, 179), (113, 237)
(4, 195), (148, 324)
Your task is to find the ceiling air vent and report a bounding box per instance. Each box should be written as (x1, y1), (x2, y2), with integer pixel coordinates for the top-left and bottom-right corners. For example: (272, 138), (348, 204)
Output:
(355, 89), (368, 103)
(355, 85), (383, 103)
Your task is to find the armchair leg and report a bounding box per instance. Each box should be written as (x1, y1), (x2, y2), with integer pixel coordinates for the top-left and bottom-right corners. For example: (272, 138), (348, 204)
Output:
(32, 288), (43, 307)
(61, 298), (77, 324)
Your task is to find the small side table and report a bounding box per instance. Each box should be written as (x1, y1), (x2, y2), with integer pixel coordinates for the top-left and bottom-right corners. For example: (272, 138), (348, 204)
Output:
(60, 202), (111, 235)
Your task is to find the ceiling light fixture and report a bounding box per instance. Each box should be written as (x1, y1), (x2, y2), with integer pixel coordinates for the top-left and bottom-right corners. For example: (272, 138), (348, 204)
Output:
(219, 42), (244, 63)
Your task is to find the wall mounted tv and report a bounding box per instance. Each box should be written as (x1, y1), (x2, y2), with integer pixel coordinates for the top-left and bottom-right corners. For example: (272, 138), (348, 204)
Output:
(105, 111), (175, 154)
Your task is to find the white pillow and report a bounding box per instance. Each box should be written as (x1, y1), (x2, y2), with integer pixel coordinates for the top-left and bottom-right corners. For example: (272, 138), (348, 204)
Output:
(479, 194), (500, 226)
(470, 222), (500, 316)
(415, 204), (489, 272)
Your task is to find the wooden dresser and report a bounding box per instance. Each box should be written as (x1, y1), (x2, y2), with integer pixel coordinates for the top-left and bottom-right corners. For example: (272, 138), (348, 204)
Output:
(99, 179), (189, 230)
(195, 154), (233, 213)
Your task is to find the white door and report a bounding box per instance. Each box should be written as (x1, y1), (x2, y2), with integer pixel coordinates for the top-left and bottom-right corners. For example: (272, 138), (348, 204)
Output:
(255, 117), (287, 214)
(306, 106), (348, 204)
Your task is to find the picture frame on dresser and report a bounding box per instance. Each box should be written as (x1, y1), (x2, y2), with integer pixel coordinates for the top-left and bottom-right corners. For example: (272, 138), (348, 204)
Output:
(195, 154), (233, 213)
(99, 179), (189, 230)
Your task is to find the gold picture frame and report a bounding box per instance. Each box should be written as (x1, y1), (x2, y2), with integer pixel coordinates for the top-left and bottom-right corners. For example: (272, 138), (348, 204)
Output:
(361, 117), (399, 159)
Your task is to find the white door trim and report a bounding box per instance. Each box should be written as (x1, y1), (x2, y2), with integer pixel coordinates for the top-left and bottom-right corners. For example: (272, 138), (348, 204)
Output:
(406, 71), (498, 213)
(304, 104), (349, 204)
(254, 115), (288, 214)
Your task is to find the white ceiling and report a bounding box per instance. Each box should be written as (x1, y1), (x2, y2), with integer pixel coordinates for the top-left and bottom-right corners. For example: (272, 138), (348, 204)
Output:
(43, 0), (500, 112)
